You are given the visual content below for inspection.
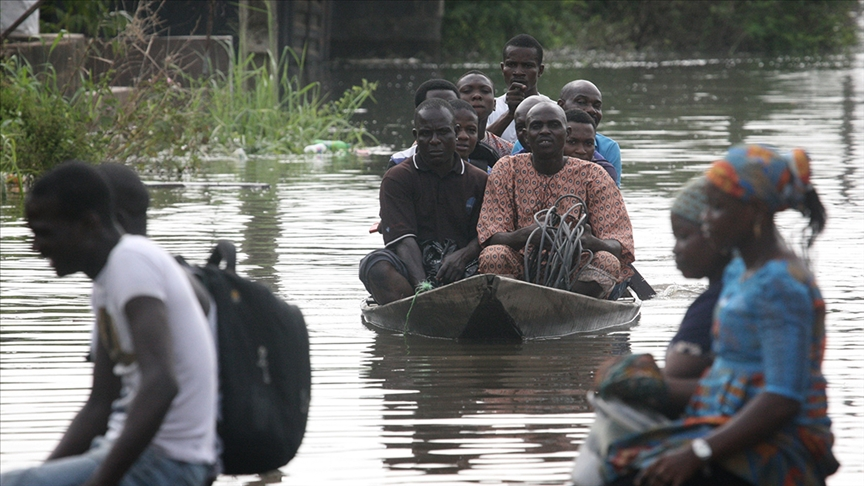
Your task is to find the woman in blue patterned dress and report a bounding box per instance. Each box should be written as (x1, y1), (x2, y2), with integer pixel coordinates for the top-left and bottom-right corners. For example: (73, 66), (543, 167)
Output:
(602, 145), (838, 486)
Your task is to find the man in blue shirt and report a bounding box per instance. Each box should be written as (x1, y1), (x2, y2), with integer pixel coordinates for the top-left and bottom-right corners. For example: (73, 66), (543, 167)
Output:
(558, 80), (622, 187)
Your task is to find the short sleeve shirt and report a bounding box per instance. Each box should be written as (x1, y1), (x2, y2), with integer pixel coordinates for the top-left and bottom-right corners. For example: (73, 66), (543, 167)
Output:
(91, 235), (217, 464)
(596, 133), (621, 186)
(668, 280), (722, 356)
(477, 154), (635, 276)
(379, 155), (487, 249)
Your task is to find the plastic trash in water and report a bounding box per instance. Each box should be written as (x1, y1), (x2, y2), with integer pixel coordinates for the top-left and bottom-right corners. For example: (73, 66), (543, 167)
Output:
(303, 140), (351, 154)
(303, 143), (327, 154)
(314, 140), (351, 151)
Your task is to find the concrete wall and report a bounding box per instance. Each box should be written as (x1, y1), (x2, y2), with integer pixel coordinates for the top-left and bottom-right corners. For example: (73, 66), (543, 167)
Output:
(2, 0), (445, 89)
(278, 0), (331, 83)
(0, 34), (87, 94)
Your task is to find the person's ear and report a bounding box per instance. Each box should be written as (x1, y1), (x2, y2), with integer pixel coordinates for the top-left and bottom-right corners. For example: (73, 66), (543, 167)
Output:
(557, 99), (564, 108)
(78, 211), (104, 239)
(566, 125), (572, 136)
(412, 128), (418, 141)
(538, 64), (545, 77)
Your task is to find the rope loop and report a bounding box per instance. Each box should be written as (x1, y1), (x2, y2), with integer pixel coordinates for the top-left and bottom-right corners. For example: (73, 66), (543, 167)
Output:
(523, 194), (594, 292)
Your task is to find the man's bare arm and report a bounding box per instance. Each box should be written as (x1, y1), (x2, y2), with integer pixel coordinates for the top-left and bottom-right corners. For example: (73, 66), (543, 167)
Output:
(581, 224), (623, 258)
(392, 237), (426, 287)
(487, 82), (528, 137)
(485, 224), (540, 250)
(486, 112), (513, 137)
(83, 296), (178, 486)
(47, 341), (121, 460)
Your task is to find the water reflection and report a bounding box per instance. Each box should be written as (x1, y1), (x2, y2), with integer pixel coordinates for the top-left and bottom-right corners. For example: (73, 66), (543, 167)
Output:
(1, 50), (862, 485)
(364, 332), (629, 480)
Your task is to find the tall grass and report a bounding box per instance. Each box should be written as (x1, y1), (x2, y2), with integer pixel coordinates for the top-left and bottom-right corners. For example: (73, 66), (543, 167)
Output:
(203, 47), (376, 155)
(1, 57), (102, 180)
(1, 2), (377, 184)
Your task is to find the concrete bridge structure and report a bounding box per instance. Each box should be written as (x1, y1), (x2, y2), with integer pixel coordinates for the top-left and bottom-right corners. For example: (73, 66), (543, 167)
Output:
(1, 0), (444, 91)
(165, 0), (445, 81)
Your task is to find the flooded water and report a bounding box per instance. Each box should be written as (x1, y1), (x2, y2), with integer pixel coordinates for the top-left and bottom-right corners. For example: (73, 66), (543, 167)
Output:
(1, 48), (862, 485)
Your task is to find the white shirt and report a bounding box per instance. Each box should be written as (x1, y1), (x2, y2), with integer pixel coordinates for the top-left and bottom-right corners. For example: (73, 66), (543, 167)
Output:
(487, 92), (551, 143)
(487, 94), (518, 143)
(92, 235), (218, 464)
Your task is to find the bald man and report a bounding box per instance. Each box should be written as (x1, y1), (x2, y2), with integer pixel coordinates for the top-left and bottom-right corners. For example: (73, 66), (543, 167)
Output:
(558, 80), (622, 186)
(510, 94), (552, 154)
(477, 102), (634, 298)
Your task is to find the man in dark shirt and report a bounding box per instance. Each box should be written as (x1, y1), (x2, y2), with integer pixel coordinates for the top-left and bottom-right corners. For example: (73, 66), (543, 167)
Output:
(360, 98), (488, 305)
(388, 79), (459, 168)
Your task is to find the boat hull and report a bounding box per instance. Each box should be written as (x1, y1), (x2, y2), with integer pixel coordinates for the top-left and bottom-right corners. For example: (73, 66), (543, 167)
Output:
(361, 274), (641, 340)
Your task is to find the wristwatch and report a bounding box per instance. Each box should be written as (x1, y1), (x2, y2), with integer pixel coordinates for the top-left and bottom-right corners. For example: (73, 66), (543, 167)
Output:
(691, 438), (713, 461)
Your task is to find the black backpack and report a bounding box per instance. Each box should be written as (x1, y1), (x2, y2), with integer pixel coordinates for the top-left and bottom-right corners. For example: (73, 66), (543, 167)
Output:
(182, 240), (311, 475)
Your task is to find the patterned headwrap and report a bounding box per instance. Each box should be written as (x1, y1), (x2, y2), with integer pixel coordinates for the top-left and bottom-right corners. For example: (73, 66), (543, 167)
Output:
(705, 144), (813, 214)
(670, 176), (709, 225)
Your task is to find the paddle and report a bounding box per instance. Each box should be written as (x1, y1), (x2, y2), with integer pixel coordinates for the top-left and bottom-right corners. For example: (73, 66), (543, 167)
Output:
(627, 264), (656, 300)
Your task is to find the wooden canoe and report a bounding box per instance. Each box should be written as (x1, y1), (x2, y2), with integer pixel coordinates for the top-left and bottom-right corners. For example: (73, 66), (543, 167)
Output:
(360, 274), (641, 340)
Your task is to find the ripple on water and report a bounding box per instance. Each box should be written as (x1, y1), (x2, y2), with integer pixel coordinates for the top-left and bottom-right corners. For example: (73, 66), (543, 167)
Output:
(2, 56), (863, 484)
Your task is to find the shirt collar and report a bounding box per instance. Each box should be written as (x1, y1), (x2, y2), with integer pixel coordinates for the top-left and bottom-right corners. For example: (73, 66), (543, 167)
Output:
(412, 153), (465, 175)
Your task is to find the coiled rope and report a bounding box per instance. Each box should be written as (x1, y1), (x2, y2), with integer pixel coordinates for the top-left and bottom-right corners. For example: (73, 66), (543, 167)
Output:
(523, 194), (594, 292)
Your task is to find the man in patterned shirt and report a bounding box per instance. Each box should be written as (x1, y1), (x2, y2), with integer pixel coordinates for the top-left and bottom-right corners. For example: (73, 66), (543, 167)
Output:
(477, 102), (634, 298)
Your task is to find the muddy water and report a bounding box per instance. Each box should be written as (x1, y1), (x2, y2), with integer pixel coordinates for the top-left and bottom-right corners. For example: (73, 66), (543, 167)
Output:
(1, 50), (862, 485)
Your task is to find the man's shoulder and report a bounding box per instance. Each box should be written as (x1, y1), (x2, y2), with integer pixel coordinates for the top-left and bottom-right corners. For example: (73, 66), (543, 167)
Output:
(483, 132), (514, 156)
(389, 145), (417, 164)
(110, 235), (164, 262)
(495, 153), (526, 167)
(463, 161), (489, 182)
(567, 156), (614, 177)
(507, 153), (533, 166)
(488, 154), (525, 179)
(101, 235), (177, 282)
(383, 157), (417, 180)
(596, 133), (620, 148)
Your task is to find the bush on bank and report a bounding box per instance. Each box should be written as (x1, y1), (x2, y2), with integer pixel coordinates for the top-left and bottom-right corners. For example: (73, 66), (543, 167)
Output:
(1, 1), (377, 184)
(443, 0), (861, 60)
(0, 50), (376, 184)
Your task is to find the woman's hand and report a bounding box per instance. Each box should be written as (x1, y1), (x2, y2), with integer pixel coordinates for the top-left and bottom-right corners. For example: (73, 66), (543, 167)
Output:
(635, 446), (703, 486)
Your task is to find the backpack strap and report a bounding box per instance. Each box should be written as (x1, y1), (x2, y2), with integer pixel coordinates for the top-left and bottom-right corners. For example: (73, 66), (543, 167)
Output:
(207, 240), (237, 274)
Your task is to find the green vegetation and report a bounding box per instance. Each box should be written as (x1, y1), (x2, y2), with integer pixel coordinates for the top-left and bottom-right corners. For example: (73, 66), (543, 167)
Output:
(204, 50), (377, 155)
(1, 59), (100, 186)
(39, 0), (129, 38)
(1, 51), (376, 182)
(443, 0), (861, 60)
(2, 2), (376, 183)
